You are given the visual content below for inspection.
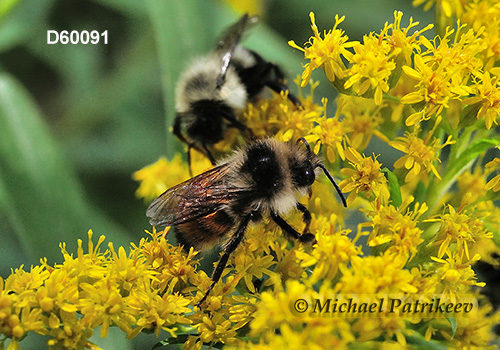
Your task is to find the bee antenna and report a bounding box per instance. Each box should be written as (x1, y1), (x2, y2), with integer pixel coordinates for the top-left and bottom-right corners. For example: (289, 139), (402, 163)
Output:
(296, 137), (312, 153)
(316, 163), (348, 207)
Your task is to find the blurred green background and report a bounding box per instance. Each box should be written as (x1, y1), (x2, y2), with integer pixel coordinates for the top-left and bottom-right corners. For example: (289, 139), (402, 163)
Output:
(0, 0), (431, 348)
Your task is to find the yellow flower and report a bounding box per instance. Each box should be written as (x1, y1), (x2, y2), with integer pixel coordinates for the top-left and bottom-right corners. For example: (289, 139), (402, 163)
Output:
(351, 317), (408, 345)
(0, 230), (205, 348)
(384, 11), (433, 67)
(133, 153), (213, 202)
(462, 0), (500, 63)
(440, 297), (500, 349)
(45, 310), (95, 350)
(246, 280), (356, 350)
(402, 24), (486, 125)
(485, 157), (500, 191)
(306, 99), (350, 163)
(134, 228), (199, 294)
(196, 309), (237, 345)
(249, 280), (306, 335)
(401, 54), (450, 125)
(427, 204), (493, 260)
(232, 243), (277, 293)
(468, 71), (500, 129)
(409, 266), (439, 295)
(0, 269), (46, 342)
(295, 214), (361, 284)
(335, 252), (418, 294)
(412, 0), (466, 18)
(339, 147), (389, 205)
(269, 238), (307, 285)
(133, 292), (192, 338)
(344, 33), (398, 105)
(288, 12), (356, 87)
(430, 253), (485, 298)
(360, 196), (427, 261)
(390, 124), (454, 183)
(336, 95), (384, 150)
(132, 155), (189, 201)
(240, 86), (320, 142)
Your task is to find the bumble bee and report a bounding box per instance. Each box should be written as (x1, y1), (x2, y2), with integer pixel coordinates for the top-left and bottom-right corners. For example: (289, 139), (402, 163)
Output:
(173, 14), (301, 167)
(146, 138), (347, 306)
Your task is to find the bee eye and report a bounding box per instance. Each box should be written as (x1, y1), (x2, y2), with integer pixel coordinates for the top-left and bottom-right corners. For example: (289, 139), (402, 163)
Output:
(292, 161), (315, 187)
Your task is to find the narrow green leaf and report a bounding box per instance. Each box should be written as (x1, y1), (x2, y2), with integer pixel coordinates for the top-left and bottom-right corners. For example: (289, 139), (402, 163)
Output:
(146, 0), (220, 157)
(413, 180), (427, 206)
(0, 0), (22, 18)
(0, 73), (131, 268)
(424, 138), (499, 217)
(458, 102), (482, 128)
(0, 0), (53, 52)
(151, 334), (191, 349)
(447, 317), (458, 339)
(446, 138), (499, 181)
(406, 334), (449, 350)
(382, 167), (402, 207)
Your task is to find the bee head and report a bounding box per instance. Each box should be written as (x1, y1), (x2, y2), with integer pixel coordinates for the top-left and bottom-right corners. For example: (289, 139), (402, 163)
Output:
(184, 100), (234, 144)
(296, 137), (347, 207)
(290, 155), (316, 188)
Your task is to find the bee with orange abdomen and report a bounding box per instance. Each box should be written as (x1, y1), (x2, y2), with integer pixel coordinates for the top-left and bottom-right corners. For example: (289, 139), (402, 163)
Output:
(146, 138), (347, 306)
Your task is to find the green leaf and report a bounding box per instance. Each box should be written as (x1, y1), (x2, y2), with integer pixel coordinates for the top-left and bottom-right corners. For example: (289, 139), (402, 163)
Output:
(151, 335), (191, 349)
(447, 317), (458, 339)
(382, 167), (402, 207)
(0, 0), (53, 52)
(445, 138), (500, 182)
(413, 180), (427, 206)
(424, 138), (499, 216)
(406, 334), (448, 350)
(458, 102), (482, 128)
(89, 326), (133, 350)
(146, 0), (221, 157)
(0, 73), (131, 270)
(0, 0), (22, 18)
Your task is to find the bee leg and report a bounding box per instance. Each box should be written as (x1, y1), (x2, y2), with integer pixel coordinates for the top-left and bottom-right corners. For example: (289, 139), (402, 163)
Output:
(266, 80), (303, 108)
(187, 146), (193, 177)
(296, 203), (317, 246)
(270, 210), (315, 244)
(221, 112), (256, 141)
(173, 115), (216, 168)
(196, 214), (252, 308)
(172, 114), (191, 149)
(296, 202), (312, 234)
(263, 63), (303, 108)
(201, 143), (216, 165)
(173, 116), (198, 173)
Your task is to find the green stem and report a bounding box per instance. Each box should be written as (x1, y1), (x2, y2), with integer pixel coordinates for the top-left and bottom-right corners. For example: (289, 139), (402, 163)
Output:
(382, 93), (401, 103)
(423, 128), (497, 218)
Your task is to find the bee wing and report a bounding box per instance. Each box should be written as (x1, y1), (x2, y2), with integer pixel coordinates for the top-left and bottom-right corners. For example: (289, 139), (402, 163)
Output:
(215, 13), (259, 89)
(146, 163), (238, 227)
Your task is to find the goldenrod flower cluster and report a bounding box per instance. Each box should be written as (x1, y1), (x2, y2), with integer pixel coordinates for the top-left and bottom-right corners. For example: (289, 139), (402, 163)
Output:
(0, 230), (197, 349)
(2, 2), (500, 349)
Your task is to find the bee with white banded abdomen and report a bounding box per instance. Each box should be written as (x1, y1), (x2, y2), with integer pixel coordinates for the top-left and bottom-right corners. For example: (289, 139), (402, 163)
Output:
(173, 14), (301, 168)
